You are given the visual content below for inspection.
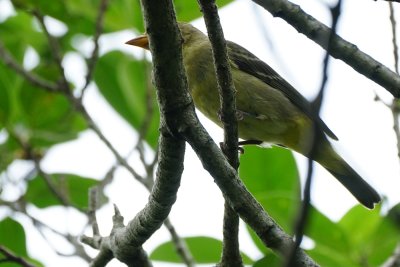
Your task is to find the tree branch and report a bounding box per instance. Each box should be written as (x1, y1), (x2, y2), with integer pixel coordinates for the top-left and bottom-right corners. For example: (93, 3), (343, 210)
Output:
(286, 3), (342, 265)
(82, 133), (185, 266)
(163, 218), (195, 267)
(32, 10), (70, 93)
(252, 0), (400, 98)
(377, 0), (400, 2)
(196, 0), (241, 265)
(219, 202), (242, 266)
(81, 0), (110, 95)
(75, 102), (151, 186)
(2, 3), (192, 266)
(0, 246), (38, 267)
(139, 0), (318, 265)
(388, 2), (400, 162)
(197, 0), (239, 167)
(0, 41), (60, 92)
(180, 108), (318, 266)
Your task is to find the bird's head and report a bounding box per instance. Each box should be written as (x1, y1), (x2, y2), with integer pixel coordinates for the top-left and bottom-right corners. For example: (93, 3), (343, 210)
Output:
(125, 22), (205, 50)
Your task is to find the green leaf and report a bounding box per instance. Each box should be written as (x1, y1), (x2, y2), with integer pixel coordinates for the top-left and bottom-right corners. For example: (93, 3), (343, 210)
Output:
(387, 202), (400, 229)
(0, 63), (23, 127)
(0, 217), (27, 257)
(95, 51), (160, 148)
(0, 135), (22, 172)
(0, 12), (45, 60)
(239, 146), (300, 196)
(25, 173), (106, 210)
(0, 218), (44, 267)
(20, 85), (86, 146)
(338, 205), (381, 248)
(174, 0), (234, 23)
(150, 236), (253, 264)
(12, 0), (139, 34)
(305, 206), (349, 253)
(105, 0), (236, 32)
(0, 80), (10, 125)
(240, 146), (300, 234)
(0, 60), (87, 147)
(364, 217), (399, 266)
(307, 245), (359, 267)
(105, 0), (144, 32)
(336, 204), (400, 266)
(12, 0), (95, 34)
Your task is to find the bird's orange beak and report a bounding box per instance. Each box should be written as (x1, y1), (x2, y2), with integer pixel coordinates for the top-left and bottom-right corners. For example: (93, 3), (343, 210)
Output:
(125, 34), (149, 50)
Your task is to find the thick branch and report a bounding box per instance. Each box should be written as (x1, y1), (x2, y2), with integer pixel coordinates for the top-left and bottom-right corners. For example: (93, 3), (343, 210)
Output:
(177, 108), (318, 266)
(83, 133), (185, 266)
(139, 1), (317, 265)
(117, 133), (185, 246)
(252, 0), (400, 98)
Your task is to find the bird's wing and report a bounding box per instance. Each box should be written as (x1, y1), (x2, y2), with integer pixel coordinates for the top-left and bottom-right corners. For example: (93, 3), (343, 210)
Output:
(227, 41), (338, 141)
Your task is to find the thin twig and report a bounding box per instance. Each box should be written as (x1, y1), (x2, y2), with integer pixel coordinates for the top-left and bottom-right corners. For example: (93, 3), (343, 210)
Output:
(9, 131), (73, 208)
(76, 102), (149, 186)
(382, 4), (400, 266)
(377, 0), (400, 2)
(163, 218), (195, 267)
(252, 0), (400, 98)
(81, 0), (110, 96)
(0, 245), (38, 267)
(4, 200), (92, 262)
(0, 41), (59, 91)
(89, 187), (100, 236)
(134, 60), (157, 187)
(196, 1), (241, 265)
(251, 4), (296, 82)
(388, 2), (400, 161)
(135, 58), (156, 149)
(389, 2), (399, 74)
(31, 10), (70, 93)
(33, 159), (72, 207)
(284, 1), (342, 266)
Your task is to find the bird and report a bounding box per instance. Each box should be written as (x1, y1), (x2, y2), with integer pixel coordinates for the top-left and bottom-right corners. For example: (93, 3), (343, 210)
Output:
(126, 22), (381, 209)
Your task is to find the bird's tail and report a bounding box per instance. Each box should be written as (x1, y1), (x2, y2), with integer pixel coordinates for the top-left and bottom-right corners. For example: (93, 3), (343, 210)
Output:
(313, 140), (381, 209)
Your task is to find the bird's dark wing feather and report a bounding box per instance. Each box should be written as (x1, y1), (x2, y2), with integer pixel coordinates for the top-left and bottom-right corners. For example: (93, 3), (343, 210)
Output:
(227, 41), (338, 140)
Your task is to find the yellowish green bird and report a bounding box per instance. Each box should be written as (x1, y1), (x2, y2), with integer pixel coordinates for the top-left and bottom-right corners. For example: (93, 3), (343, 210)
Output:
(126, 22), (380, 209)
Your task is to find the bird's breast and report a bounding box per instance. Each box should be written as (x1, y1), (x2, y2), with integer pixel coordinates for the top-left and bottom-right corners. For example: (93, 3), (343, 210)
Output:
(185, 62), (221, 123)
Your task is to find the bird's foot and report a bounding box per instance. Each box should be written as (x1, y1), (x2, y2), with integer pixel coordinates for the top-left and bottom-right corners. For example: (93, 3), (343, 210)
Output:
(218, 140), (264, 154)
